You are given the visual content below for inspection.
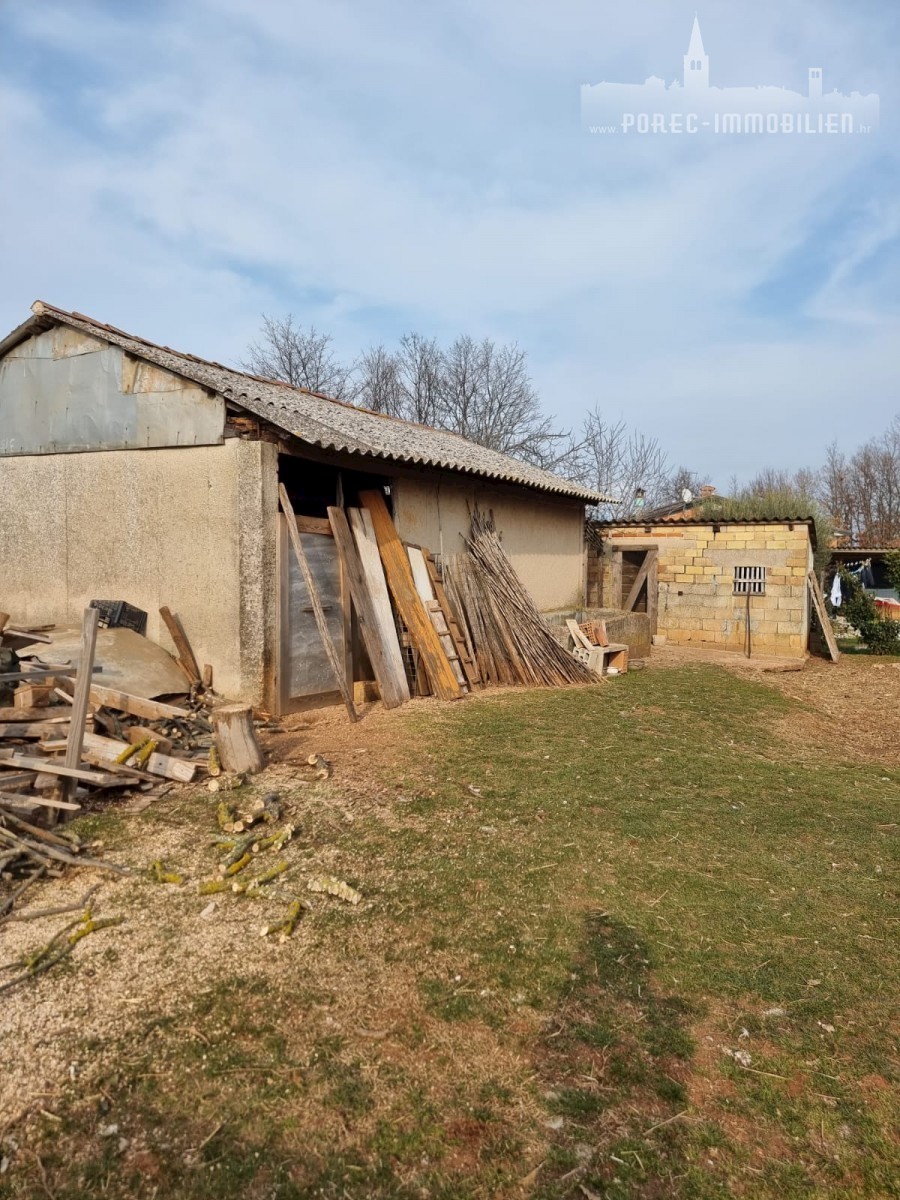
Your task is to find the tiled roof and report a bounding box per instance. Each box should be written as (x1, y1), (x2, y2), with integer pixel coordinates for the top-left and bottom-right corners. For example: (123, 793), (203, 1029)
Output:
(0, 302), (608, 504)
(594, 515), (817, 547)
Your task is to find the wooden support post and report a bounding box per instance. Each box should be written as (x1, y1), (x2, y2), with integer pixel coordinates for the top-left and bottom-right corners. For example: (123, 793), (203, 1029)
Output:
(210, 705), (265, 774)
(647, 553), (659, 635)
(279, 484), (359, 722)
(328, 507), (409, 709)
(359, 490), (462, 702)
(55, 606), (100, 813)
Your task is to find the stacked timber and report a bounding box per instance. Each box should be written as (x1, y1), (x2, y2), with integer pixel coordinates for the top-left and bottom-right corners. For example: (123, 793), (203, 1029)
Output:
(446, 509), (597, 687)
(278, 489), (597, 714)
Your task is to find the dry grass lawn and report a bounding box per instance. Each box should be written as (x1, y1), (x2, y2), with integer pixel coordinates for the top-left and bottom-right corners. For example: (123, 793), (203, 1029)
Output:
(0, 656), (897, 1199)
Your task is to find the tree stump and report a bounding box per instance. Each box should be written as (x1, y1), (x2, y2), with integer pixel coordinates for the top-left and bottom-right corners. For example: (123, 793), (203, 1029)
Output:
(211, 705), (265, 775)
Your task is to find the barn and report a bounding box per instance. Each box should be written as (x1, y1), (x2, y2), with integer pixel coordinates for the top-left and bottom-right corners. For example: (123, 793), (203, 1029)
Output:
(0, 302), (606, 712)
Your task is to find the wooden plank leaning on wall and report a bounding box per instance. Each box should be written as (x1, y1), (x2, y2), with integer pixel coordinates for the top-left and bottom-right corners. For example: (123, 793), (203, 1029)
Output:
(358, 490), (463, 702)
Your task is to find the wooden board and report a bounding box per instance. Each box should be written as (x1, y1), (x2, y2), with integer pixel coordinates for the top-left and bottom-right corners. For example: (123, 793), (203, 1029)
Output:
(0, 722), (71, 739)
(328, 507), (409, 709)
(359, 491), (462, 702)
(294, 514), (333, 536)
(0, 753), (121, 786)
(279, 485), (358, 722)
(159, 606), (201, 683)
(807, 571), (840, 663)
(88, 685), (189, 721)
(348, 508), (411, 703)
(623, 549), (658, 613)
(81, 732), (198, 782)
(0, 793), (81, 813)
(566, 619), (594, 651)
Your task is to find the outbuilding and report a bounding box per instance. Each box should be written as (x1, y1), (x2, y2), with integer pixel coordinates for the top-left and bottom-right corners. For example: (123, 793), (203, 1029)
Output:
(591, 516), (816, 658)
(0, 302), (605, 711)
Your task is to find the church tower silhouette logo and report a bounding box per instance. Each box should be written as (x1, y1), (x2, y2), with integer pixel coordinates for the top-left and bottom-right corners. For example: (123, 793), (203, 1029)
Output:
(581, 16), (879, 136)
(683, 16), (709, 92)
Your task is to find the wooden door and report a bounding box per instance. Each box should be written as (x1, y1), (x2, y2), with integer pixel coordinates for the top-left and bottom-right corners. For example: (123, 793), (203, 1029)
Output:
(277, 515), (349, 712)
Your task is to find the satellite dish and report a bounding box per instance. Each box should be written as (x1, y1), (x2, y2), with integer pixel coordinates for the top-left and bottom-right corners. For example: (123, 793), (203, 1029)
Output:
(681, 488), (694, 504)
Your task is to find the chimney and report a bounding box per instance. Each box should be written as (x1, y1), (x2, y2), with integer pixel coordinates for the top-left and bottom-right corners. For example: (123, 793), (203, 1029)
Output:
(700, 484), (716, 499)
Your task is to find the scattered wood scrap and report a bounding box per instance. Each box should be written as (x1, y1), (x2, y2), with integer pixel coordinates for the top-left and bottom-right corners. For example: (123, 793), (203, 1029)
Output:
(0, 606), (242, 887)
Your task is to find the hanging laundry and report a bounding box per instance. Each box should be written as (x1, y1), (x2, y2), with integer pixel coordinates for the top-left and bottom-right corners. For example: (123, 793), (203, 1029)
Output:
(830, 574), (842, 608)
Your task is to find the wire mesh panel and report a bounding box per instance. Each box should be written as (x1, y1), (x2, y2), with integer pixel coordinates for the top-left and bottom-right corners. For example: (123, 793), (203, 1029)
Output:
(733, 566), (766, 595)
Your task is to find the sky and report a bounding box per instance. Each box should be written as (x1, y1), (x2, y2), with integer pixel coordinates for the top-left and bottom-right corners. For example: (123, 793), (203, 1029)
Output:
(0, 0), (897, 485)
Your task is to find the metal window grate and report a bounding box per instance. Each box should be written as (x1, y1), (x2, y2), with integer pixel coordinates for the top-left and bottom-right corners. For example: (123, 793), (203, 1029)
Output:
(733, 566), (766, 595)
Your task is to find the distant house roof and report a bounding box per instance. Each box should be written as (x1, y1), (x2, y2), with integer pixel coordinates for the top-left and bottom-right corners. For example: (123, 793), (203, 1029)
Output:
(0, 301), (608, 505)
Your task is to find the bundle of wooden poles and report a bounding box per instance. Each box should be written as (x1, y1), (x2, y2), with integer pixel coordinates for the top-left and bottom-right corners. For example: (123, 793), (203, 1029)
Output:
(445, 508), (597, 687)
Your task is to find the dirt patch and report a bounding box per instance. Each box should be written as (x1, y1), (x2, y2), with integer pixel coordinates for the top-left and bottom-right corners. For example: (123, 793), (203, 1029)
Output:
(647, 646), (900, 769)
(760, 656), (900, 768)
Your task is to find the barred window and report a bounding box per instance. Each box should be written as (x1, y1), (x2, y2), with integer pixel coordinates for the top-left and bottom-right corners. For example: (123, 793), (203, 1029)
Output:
(733, 566), (766, 595)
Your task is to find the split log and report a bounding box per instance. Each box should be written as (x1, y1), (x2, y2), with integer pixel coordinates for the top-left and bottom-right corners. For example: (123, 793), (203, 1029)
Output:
(211, 705), (264, 775)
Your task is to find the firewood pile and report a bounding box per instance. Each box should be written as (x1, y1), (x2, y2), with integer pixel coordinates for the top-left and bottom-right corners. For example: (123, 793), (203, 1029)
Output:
(0, 607), (258, 885)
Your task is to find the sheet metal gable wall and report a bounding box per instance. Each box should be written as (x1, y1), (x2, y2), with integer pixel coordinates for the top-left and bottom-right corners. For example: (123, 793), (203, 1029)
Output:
(392, 475), (587, 612)
(0, 326), (224, 455)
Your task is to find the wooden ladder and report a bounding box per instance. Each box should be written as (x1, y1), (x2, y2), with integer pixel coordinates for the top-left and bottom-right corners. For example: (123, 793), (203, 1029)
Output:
(424, 552), (481, 689)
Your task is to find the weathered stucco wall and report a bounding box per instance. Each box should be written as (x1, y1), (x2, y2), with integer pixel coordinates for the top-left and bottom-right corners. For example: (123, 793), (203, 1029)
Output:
(0, 439), (272, 702)
(392, 476), (586, 611)
(599, 523), (813, 657)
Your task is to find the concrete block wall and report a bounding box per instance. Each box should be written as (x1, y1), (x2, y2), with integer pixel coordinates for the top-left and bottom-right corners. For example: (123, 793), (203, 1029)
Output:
(599, 523), (813, 658)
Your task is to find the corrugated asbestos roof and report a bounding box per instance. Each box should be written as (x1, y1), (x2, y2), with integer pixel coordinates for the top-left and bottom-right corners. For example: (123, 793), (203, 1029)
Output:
(0, 302), (607, 505)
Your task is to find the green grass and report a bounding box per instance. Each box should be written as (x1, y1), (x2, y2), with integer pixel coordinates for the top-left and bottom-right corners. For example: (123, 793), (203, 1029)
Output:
(4, 664), (898, 1199)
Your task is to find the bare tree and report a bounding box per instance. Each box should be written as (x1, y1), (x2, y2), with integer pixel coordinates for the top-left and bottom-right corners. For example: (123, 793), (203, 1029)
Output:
(352, 344), (404, 416)
(351, 332), (567, 466)
(815, 419), (900, 545)
(242, 315), (351, 399)
(243, 316), (696, 505)
(567, 409), (672, 518)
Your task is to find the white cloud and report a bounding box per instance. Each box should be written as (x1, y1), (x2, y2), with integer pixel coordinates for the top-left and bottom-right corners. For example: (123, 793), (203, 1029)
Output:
(0, 0), (897, 480)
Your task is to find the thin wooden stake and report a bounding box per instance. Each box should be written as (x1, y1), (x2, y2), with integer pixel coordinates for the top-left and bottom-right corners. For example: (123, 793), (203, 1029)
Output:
(55, 607), (100, 815)
(279, 486), (359, 723)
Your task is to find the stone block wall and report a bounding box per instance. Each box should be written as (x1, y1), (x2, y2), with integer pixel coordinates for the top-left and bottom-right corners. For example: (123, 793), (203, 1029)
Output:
(598, 522), (813, 658)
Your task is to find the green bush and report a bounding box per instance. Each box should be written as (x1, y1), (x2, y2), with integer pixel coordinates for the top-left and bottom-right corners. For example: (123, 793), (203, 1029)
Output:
(884, 550), (900, 594)
(838, 569), (900, 655)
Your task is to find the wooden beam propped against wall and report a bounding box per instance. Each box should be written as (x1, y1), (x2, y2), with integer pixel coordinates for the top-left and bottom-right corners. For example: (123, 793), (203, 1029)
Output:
(623, 548), (658, 613)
